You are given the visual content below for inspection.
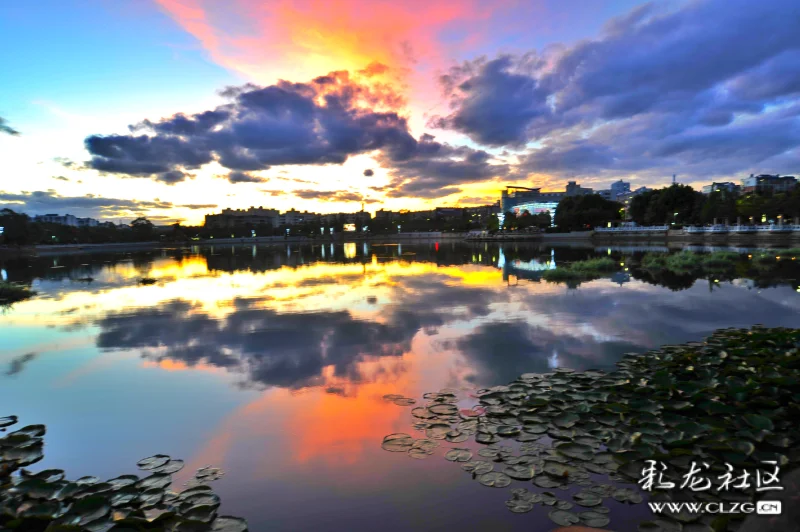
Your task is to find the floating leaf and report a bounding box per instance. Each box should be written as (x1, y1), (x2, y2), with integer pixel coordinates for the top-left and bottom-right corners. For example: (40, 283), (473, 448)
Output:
(503, 464), (535, 480)
(505, 499), (535, 513)
(742, 414), (774, 431)
(548, 509), (580, 526)
(137, 454), (171, 471)
(573, 490), (604, 507)
(425, 423), (452, 440)
(383, 394), (404, 402)
(445, 430), (469, 443)
(579, 510), (611, 528)
(428, 404), (458, 416)
(478, 471), (512, 488)
(393, 397), (416, 406)
(381, 433), (415, 452)
(0, 415), (18, 428)
(153, 459), (185, 474)
(211, 516), (249, 531)
(445, 448), (473, 462)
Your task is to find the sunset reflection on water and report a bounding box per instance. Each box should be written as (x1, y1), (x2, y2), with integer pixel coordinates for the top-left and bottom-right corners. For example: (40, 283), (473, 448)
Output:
(2, 242), (799, 531)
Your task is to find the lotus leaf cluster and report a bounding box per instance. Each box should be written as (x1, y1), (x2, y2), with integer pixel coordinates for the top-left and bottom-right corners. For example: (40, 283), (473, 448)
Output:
(0, 417), (247, 531)
(382, 326), (800, 531)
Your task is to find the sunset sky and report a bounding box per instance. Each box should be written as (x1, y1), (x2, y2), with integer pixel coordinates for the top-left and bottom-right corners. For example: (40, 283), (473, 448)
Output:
(1, 0), (798, 225)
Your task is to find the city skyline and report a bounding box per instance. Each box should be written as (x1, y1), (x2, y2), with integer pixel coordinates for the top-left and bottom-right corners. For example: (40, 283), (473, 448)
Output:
(2, 0), (799, 226)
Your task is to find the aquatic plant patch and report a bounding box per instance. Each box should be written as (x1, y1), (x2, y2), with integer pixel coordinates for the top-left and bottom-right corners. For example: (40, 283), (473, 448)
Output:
(381, 326), (800, 531)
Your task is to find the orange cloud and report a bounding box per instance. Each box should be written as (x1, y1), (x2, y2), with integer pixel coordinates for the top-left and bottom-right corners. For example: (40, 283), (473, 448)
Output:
(157, 0), (491, 82)
(154, 0), (513, 134)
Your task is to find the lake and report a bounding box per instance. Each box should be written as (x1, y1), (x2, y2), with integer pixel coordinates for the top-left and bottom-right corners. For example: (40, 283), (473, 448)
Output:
(2, 241), (799, 531)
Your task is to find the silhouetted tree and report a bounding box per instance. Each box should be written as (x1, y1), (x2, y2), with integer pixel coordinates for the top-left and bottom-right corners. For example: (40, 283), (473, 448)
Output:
(555, 195), (622, 231)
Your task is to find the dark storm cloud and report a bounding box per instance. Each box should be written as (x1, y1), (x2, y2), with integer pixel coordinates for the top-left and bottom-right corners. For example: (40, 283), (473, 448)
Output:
(0, 117), (20, 136)
(158, 170), (191, 184)
(227, 171), (268, 183)
(85, 71), (420, 181)
(292, 189), (377, 203)
(180, 203), (218, 209)
(83, 70), (507, 197)
(430, 54), (552, 146)
(380, 134), (507, 198)
(0, 190), (173, 219)
(430, 0), (800, 183)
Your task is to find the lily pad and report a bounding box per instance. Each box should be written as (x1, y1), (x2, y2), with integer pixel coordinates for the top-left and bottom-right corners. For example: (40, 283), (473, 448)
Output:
(382, 433), (415, 452)
(445, 448), (473, 462)
(505, 499), (535, 513)
(137, 454), (171, 471)
(383, 393), (404, 401)
(548, 509), (581, 526)
(503, 464), (535, 480)
(579, 510), (611, 528)
(428, 404), (458, 416)
(573, 490), (604, 507)
(425, 423), (452, 440)
(478, 471), (512, 488)
(393, 397), (417, 406)
(211, 516), (249, 531)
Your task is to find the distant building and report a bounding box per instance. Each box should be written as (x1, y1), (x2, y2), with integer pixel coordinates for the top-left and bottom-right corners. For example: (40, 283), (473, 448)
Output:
(500, 181), (593, 218)
(565, 181), (594, 197)
(76, 217), (100, 227)
(617, 186), (652, 210)
(34, 214), (78, 227)
(435, 207), (465, 220)
(319, 211), (371, 226)
(702, 182), (740, 195)
(610, 180), (631, 200)
(280, 209), (319, 226)
(409, 209), (435, 221)
(374, 209), (397, 222)
(740, 174), (797, 194)
(464, 203), (500, 219)
(204, 207), (280, 229)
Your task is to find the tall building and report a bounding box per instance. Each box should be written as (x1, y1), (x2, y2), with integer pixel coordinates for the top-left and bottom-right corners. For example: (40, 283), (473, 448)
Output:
(610, 180), (631, 199)
(34, 214), (79, 227)
(565, 181), (594, 197)
(617, 186), (652, 210)
(279, 209), (319, 226)
(374, 209), (397, 222)
(702, 182), (740, 195)
(204, 207), (280, 229)
(740, 174), (797, 194)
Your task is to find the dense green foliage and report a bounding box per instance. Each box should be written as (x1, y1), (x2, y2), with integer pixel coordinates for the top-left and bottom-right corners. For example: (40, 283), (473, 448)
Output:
(554, 195), (623, 231)
(628, 184), (800, 226)
(628, 185), (705, 226)
(502, 210), (551, 231)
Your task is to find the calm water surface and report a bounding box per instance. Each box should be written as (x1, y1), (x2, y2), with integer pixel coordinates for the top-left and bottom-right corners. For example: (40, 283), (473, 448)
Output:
(2, 242), (799, 531)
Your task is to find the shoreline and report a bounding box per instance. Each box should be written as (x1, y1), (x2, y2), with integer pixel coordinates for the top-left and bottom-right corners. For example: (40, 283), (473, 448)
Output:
(2, 229), (799, 257)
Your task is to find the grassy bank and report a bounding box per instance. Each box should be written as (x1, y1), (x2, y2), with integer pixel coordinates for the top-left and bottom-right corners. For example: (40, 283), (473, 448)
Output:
(542, 257), (617, 282)
(0, 282), (36, 305)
